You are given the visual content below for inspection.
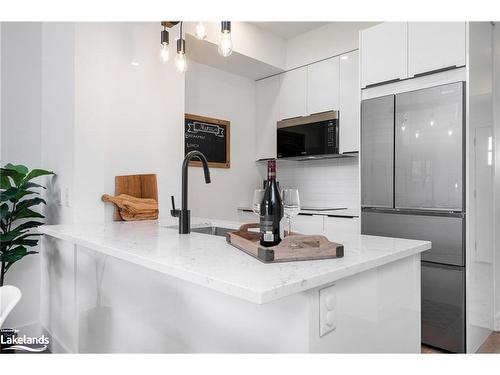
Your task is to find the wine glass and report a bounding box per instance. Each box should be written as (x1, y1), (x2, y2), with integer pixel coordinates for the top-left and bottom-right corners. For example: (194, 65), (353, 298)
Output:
(252, 189), (265, 217)
(282, 189), (300, 236)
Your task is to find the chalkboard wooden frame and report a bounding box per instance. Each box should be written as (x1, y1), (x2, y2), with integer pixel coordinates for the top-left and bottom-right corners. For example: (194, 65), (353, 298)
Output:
(185, 113), (231, 169)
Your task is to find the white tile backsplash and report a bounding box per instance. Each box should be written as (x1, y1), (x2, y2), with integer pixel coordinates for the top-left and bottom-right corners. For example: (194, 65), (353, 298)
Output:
(260, 157), (360, 211)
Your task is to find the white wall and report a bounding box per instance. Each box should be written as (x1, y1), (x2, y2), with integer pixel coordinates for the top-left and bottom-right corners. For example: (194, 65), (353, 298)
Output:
(185, 61), (261, 220)
(466, 22), (496, 351)
(494, 24), (500, 331)
(276, 158), (360, 212)
(41, 23), (76, 226)
(72, 22), (185, 223)
(285, 22), (379, 70)
(1, 22), (186, 340)
(0, 22), (43, 334)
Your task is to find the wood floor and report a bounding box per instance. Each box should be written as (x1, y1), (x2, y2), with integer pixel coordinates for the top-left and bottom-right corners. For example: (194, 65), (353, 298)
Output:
(421, 332), (500, 353)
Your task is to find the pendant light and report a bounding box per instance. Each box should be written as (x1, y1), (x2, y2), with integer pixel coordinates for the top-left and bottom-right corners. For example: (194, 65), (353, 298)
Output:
(160, 23), (170, 63)
(194, 22), (207, 40)
(176, 22), (187, 73)
(218, 21), (233, 57)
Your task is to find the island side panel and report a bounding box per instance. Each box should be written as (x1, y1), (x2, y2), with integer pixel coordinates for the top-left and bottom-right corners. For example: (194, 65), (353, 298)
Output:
(75, 245), (311, 353)
(306, 253), (421, 353)
(41, 236), (423, 353)
(40, 236), (79, 353)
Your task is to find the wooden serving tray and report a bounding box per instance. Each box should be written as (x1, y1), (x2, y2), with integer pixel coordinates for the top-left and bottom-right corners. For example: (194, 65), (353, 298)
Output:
(226, 223), (344, 263)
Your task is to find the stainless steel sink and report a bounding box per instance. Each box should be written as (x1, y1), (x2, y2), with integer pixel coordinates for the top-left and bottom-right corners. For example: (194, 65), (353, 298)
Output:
(165, 225), (234, 237)
(191, 226), (234, 237)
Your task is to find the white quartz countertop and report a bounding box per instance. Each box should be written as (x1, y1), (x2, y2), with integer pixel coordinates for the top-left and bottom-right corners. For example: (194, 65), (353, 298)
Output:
(39, 217), (430, 304)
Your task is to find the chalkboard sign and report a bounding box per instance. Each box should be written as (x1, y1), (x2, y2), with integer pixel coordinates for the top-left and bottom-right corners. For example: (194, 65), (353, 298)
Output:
(185, 113), (230, 169)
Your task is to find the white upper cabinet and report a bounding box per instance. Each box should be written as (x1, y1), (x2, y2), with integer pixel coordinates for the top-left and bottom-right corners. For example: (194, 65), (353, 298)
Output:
(279, 66), (307, 120)
(255, 75), (281, 160)
(408, 22), (466, 77)
(360, 22), (408, 88)
(307, 56), (340, 115)
(339, 50), (360, 153)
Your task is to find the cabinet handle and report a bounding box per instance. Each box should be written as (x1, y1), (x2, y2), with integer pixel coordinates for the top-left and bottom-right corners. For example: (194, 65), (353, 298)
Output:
(413, 65), (459, 78)
(364, 78), (401, 89)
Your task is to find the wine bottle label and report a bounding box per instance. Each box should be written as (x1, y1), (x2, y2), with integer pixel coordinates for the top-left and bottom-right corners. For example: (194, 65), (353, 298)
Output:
(263, 231), (274, 242)
(260, 217), (278, 243)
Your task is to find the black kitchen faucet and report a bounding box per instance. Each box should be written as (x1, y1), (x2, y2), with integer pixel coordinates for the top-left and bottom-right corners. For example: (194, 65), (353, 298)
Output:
(171, 150), (211, 234)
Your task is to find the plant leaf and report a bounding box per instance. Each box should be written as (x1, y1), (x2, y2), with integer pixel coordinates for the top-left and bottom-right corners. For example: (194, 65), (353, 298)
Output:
(11, 207), (44, 221)
(1, 228), (28, 247)
(23, 169), (55, 183)
(0, 203), (9, 220)
(4, 164), (29, 176)
(0, 246), (28, 263)
(9, 238), (40, 248)
(1, 168), (25, 187)
(14, 198), (46, 213)
(20, 181), (46, 190)
(0, 173), (12, 189)
(1, 187), (19, 201)
(11, 220), (44, 233)
(0, 187), (37, 202)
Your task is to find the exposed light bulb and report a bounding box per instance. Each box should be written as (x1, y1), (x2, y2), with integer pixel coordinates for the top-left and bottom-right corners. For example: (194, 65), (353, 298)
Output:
(195, 22), (207, 40)
(160, 44), (170, 63)
(218, 21), (232, 57)
(176, 52), (187, 73)
(176, 23), (187, 73)
(218, 32), (233, 57)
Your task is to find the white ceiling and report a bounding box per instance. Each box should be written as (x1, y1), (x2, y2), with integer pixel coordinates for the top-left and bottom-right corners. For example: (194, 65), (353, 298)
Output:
(249, 22), (330, 40)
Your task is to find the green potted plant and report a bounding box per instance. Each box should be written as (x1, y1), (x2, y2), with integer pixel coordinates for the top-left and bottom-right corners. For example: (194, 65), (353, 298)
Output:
(0, 164), (54, 287)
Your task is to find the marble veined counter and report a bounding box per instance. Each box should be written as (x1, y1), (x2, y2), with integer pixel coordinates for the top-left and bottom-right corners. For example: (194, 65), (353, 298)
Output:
(39, 217), (430, 304)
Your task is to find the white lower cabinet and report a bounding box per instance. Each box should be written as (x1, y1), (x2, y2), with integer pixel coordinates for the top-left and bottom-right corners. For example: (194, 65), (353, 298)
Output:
(324, 216), (360, 238)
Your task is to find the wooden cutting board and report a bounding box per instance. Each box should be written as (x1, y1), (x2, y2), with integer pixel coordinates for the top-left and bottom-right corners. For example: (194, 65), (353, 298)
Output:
(102, 194), (158, 221)
(226, 223), (344, 263)
(113, 174), (158, 221)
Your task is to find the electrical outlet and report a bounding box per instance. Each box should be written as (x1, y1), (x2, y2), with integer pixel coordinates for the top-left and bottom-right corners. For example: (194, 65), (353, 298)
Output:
(319, 284), (337, 337)
(56, 189), (63, 206)
(63, 187), (70, 207)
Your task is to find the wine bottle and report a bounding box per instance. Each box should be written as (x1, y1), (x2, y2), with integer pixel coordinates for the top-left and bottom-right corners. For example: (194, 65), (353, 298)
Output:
(260, 160), (283, 247)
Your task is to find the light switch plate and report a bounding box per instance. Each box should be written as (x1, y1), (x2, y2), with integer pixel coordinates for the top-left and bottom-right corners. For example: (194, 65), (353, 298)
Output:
(319, 284), (336, 337)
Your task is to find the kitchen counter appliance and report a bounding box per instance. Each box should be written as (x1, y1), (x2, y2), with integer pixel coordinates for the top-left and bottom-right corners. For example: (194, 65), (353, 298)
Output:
(277, 111), (341, 160)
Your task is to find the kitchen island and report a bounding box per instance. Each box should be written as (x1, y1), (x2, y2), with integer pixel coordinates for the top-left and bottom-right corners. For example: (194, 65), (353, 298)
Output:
(39, 218), (430, 353)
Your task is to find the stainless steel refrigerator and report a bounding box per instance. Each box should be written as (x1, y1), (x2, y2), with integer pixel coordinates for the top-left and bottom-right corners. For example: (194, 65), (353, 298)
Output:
(360, 82), (466, 353)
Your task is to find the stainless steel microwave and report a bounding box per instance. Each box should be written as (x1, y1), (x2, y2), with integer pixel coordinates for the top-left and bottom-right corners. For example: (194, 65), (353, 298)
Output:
(277, 111), (339, 160)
